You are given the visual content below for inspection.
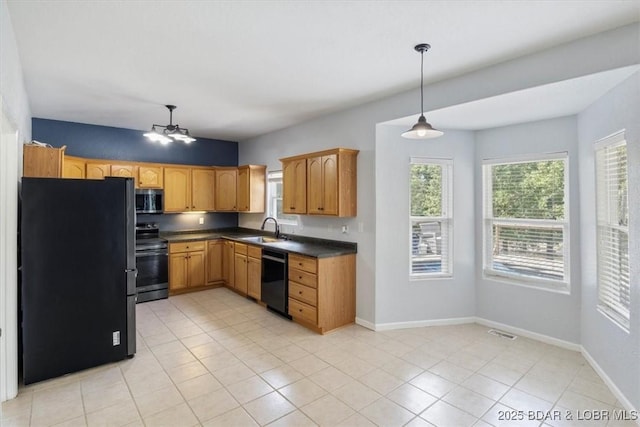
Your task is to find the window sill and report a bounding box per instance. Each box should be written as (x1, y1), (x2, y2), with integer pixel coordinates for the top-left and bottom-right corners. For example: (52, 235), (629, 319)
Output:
(597, 306), (630, 334)
(410, 273), (453, 281)
(482, 271), (570, 295)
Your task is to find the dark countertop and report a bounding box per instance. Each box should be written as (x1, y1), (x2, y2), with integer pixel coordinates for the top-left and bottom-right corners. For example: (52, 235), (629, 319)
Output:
(160, 228), (357, 258)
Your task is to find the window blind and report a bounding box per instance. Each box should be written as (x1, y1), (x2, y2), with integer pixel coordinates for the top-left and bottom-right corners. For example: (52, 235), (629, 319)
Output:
(483, 154), (569, 288)
(595, 132), (629, 329)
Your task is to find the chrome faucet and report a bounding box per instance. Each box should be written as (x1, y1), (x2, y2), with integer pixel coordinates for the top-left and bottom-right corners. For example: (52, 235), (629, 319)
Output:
(261, 216), (280, 238)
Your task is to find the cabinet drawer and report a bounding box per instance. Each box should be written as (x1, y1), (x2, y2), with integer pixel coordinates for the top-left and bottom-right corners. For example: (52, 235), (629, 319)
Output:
(289, 282), (317, 307)
(170, 241), (205, 253)
(288, 298), (317, 324)
(247, 245), (261, 259)
(234, 243), (248, 255)
(288, 268), (317, 288)
(289, 254), (317, 274)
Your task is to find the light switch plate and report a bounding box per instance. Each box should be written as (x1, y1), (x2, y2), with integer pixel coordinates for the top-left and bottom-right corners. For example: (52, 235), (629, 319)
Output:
(112, 331), (120, 346)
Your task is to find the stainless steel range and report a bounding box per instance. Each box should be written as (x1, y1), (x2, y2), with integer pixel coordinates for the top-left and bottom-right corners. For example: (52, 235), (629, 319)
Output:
(135, 223), (168, 303)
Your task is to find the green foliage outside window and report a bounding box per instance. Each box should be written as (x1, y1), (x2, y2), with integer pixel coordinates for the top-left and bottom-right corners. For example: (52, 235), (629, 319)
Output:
(411, 164), (442, 217)
(492, 160), (565, 220)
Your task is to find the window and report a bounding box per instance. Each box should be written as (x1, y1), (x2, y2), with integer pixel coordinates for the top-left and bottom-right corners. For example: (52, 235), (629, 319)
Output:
(410, 158), (453, 278)
(267, 171), (297, 225)
(595, 132), (629, 330)
(482, 153), (569, 290)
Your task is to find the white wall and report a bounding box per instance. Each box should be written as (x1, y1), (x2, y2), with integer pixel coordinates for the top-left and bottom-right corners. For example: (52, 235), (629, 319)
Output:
(238, 103), (380, 324)
(474, 116), (582, 344)
(0, 0), (32, 402)
(374, 126), (476, 325)
(577, 71), (640, 410)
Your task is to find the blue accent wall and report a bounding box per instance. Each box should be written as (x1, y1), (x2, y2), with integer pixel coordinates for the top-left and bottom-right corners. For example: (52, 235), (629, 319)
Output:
(32, 118), (239, 231)
(32, 118), (238, 166)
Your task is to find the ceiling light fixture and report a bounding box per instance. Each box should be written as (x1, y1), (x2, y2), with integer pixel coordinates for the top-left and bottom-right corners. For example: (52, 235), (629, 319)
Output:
(402, 43), (443, 140)
(144, 105), (196, 144)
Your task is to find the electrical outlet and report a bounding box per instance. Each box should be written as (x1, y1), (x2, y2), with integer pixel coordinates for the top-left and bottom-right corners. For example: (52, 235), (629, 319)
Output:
(112, 331), (120, 346)
(358, 222), (364, 232)
(342, 225), (348, 234)
(199, 217), (204, 225)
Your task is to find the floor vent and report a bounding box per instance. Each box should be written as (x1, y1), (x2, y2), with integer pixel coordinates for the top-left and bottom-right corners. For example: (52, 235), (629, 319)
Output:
(488, 329), (517, 340)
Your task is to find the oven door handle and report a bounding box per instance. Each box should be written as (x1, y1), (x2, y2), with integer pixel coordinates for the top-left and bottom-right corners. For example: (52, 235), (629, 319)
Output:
(136, 251), (168, 257)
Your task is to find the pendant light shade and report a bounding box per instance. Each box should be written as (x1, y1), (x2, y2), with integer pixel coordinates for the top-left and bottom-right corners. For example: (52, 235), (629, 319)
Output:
(401, 115), (443, 139)
(144, 105), (196, 144)
(402, 43), (442, 140)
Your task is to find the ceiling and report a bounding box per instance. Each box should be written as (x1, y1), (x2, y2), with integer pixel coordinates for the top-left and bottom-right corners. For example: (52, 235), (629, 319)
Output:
(7, 1), (640, 141)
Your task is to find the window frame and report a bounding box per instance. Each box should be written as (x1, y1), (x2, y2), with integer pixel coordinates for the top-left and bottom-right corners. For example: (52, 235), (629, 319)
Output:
(482, 152), (570, 292)
(266, 170), (298, 226)
(594, 130), (630, 332)
(409, 157), (454, 280)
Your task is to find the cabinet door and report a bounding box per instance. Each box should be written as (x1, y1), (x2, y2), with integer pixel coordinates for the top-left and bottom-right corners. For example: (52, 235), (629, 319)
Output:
(62, 156), (86, 179)
(222, 241), (235, 288)
(234, 253), (248, 294)
(86, 162), (110, 179)
(139, 165), (163, 188)
(207, 240), (223, 283)
(164, 167), (191, 212)
(110, 164), (138, 186)
(237, 167), (249, 211)
(283, 159), (306, 214)
(306, 156), (323, 214)
(247, 256), (261, 300)
(188, 251), (206, 288)
(215, 169), (237, 211)
(321, 154), (338, 215)
(192, 168), (215, 211)
(169, 253), (188, 291)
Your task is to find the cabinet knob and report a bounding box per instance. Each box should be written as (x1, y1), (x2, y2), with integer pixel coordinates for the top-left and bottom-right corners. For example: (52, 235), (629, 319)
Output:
(299, 309), (303, 312)
(298, 263), (303, 266)
(290, 207), (295, 210)
(192, 206), (195, 208)
(298, 291), (303, 294)
(299, 276), (302, 280)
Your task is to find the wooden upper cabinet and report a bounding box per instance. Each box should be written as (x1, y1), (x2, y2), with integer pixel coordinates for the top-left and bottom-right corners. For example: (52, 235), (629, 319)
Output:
(138, 165), (163, 188)
(86, 162), (110, 179)
(215, 168), (237, 211)
(282, 158), (306, 214)
(62, 156), (86, 179)
(192, 168), (215, 211)
(23, 145), (63, 177)
(282, 148), (358, 217)
(110, 164), (138, 186)
(164, 167), (191, 212)
(237, 165), (266, 213)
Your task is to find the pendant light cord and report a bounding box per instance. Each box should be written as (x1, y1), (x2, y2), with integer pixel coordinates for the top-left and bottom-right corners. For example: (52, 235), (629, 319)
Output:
(420, 49), (424, 116)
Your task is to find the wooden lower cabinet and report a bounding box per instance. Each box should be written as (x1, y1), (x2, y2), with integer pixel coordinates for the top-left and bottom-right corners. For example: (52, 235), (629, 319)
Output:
(168, 241), (206, 294)
(247, 247), (261, 300)
(207, 240), (224, 284)
(288, 253), (356, 334)
(222, 240), (235, 288)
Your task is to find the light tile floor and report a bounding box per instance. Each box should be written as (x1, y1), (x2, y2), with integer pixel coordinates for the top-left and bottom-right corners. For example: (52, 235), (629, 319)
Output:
(1, 287), (636, 427)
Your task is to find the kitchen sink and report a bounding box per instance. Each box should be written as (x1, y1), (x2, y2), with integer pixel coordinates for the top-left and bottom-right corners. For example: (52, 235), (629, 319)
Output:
(239, 236), (287, 244)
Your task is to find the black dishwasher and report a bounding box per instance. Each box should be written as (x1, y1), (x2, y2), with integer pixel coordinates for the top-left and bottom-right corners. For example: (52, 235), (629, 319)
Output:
(261, 250), (290, 318)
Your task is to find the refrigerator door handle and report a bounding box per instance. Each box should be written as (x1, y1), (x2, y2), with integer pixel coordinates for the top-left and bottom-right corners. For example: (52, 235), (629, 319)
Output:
(125, 268), (138, 296)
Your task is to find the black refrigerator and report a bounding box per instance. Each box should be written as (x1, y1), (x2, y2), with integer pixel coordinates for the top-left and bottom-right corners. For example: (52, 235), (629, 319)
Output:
(21, 177), (136, 385)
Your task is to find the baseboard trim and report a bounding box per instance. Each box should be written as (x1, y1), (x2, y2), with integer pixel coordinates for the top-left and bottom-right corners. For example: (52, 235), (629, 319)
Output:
(355, 317), (376, 331)
(474, 317), (581, 352)
(581, 346), (638, 418)
(358, 316), (475, 331)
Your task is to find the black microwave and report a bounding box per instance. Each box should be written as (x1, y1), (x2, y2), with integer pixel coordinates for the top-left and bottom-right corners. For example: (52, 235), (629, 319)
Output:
(135, 189), (163, 214)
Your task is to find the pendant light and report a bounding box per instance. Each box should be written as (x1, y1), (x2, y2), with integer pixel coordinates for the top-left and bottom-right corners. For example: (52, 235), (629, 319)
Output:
(402, 43), (443, 139)
(144, 105), (196, 144)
